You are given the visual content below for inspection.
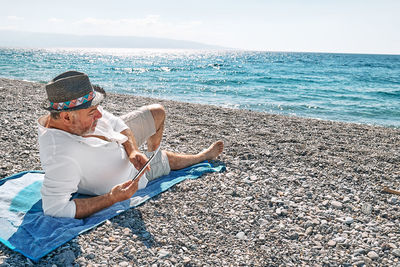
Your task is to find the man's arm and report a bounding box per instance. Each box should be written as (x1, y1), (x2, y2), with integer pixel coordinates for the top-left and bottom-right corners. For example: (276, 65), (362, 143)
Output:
(100, 107), (150, 171)
(120, 128), (150, 172)
(121, 128), (139, 155)
(73, 178), (140, 219)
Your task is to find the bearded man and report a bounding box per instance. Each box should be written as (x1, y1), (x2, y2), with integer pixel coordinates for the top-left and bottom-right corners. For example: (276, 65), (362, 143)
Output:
(38, 71), (223, 218)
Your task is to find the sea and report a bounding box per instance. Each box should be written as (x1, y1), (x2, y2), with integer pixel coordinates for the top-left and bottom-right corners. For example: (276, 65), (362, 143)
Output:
(0, 47), (399, 128)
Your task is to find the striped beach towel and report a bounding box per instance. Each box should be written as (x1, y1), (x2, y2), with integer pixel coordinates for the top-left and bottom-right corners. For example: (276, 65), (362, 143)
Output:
(0, 162), (225, 262)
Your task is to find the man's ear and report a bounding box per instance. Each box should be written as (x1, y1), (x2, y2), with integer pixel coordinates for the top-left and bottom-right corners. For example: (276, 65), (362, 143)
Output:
(59, 111), (73, 125)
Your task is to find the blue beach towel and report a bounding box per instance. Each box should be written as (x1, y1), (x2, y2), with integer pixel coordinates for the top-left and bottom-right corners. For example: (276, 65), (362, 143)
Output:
(0, 162), (225, 262)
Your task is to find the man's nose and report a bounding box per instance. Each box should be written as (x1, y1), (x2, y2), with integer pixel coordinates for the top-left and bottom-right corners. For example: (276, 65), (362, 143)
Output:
(94, 109), (102, 120)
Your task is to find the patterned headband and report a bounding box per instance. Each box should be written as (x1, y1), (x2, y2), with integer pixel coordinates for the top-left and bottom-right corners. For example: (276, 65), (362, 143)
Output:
(50, 91), (95, 110)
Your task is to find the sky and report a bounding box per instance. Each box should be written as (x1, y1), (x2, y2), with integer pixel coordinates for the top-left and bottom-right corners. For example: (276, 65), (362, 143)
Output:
(1, 0), (399, 54)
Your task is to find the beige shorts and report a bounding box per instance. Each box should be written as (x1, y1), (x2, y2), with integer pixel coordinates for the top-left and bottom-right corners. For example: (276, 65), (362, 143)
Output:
(120, 106), (171, 181)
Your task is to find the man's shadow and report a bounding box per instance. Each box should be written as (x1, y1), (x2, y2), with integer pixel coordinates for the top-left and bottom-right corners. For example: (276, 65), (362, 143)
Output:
(112, 201), (160, 249)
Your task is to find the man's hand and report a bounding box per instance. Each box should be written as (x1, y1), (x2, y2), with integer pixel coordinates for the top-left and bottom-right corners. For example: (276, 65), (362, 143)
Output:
(108, 177), (141, 204)
(74, 171), (145, 219)
(120, 128), (151, 172)
(128, 150), (151, 172)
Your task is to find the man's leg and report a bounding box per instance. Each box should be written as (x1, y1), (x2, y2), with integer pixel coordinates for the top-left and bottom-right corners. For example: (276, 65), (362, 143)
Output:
(165, 141), (224, 170)
(123, 104), (224, 179)
(145, 104), (224, 170)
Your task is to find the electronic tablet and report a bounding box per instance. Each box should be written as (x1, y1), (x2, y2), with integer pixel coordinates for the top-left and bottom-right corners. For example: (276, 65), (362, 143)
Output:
(131, 146), (161, 181)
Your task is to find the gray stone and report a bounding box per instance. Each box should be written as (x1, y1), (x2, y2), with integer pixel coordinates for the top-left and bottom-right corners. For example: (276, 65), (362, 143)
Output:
(367, 251), (379, 260)
(56, 250), (76, 265)
(392, 249), (400, 257)
(361, 203), (372, 215)
(353, 248), (366, 255)
(288, 232), (299, 240)
(388, 196), (398, 204)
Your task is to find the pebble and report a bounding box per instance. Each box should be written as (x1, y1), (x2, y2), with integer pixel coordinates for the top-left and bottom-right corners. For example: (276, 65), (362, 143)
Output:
(343, 196), (351, 203)
(249, 175), (258, 181)
(288, 232), (299, 240)
(388, 196), (397, 204)
(275, 208), (288, 216)
(305, 226), (313, 236)
(353, 260), (365, 267)
(393, 249), (400, 257)
(331, 200), (343, 209)
(361, 203), (372, 215)
(158, 249), (170, 258)
(344, 217), (354, 225)
(55, 250), (75, 265)
(353, 248), (366, 255)
(236, 231), (246, 240)
(367, 251), (379, 260)
(327, 240), (337, 247)
(315, 234), (323, 241)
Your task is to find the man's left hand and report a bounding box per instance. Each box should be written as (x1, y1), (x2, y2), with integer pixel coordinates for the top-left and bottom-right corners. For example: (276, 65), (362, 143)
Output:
(129, 151), (151, 172)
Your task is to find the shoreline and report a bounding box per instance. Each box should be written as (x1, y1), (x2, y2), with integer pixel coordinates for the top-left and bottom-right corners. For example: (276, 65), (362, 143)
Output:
(1, 76), (398, 131)
(1, 78), (400, 266)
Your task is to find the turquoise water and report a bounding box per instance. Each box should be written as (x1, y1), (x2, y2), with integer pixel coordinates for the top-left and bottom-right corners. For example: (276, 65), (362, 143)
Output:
(0, 48), (399, 127)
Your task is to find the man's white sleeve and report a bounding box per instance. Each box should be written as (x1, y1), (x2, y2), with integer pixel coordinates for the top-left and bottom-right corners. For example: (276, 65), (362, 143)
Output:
(40, 156), (81, 218)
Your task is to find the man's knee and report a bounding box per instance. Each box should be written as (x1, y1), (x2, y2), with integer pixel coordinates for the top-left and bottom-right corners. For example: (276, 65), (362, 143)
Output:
(148, 104), (166, 128)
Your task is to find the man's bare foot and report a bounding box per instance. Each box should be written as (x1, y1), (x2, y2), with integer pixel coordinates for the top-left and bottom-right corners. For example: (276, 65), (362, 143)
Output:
(201, 140), (224, 160)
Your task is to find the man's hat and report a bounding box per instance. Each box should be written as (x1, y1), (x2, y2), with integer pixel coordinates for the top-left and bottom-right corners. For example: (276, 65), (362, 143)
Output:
(42, 71), (104, 111)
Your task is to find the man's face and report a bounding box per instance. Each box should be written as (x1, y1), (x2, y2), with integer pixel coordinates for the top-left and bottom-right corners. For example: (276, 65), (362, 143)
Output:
(69, 106), (102, 136)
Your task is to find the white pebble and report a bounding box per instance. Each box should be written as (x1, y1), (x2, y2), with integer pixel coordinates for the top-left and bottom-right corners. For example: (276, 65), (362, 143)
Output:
(331, 200), (343, 209)
(344, 217), (354, 225)
(158, 249), (170, 258)
(236, 231), (246, 240)
(327, 240), (336, 247)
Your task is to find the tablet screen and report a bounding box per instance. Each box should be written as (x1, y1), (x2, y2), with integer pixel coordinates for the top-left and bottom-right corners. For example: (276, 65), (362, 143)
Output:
(131, 146), (161, 181)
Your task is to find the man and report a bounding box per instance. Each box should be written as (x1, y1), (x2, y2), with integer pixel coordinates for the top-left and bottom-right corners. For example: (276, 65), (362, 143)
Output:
(38, 71), (223, 219)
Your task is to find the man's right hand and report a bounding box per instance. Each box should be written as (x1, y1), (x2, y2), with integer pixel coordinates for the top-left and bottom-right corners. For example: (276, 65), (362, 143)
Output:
(108, 178), (140, 204)
(74, 171), (145, 219)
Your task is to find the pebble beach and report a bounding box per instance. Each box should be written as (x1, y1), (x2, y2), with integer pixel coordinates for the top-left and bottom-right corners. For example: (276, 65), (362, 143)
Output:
(1, 77), (400, 266)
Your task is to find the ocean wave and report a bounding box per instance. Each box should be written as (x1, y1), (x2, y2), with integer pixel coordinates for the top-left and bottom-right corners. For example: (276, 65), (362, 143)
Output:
(371, 90), (400, 98)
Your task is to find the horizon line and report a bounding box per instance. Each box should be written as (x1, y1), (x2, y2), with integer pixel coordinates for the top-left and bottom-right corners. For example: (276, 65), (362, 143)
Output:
(0, 46), (399, 56)
(0, 30), (398, 56)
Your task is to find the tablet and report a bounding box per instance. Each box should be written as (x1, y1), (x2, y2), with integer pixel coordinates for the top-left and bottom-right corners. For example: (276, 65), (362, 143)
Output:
(131, 146), (161, 181)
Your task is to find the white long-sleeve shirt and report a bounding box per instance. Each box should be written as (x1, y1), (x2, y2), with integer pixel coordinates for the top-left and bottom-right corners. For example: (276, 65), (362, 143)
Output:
(38, 107), (148, 218)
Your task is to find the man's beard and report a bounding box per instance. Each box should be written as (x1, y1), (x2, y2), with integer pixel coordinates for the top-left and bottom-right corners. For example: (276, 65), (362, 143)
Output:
(71, 120), (97, 136)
